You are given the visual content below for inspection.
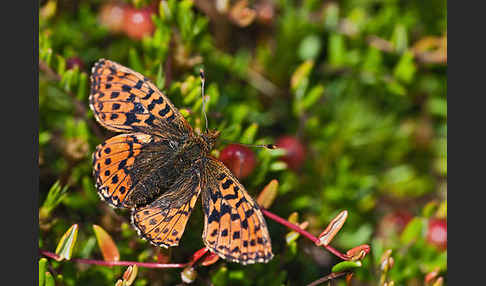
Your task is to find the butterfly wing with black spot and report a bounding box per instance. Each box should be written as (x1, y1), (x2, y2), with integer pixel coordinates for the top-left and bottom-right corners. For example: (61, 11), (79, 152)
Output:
(89, 59), (192, 137)
(201, 158), (273, 264)
(131, 167), (201, 247)
(93, 133), (154, 208)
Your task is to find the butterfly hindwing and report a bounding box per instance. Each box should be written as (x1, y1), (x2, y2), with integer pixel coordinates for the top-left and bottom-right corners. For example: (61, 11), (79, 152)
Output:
(201, 158), (273, 264)
(131, 168), (201, 247)
(89, 59), (192, 135)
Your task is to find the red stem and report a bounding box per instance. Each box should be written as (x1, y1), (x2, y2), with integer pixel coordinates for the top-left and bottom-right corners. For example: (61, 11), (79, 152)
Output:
(261, 209), (349, 261)
(40, 250), (188, 269)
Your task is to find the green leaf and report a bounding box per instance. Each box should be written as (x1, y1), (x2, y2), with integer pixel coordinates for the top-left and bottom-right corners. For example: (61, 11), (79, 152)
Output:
(323, 3), (339, 29)
(40, 181), (68, 220)
(211, 266), (228, 286)
(39, 258), (48, 286)
(56, 55), (66, 76)
(328, 33), (346, 67)
(270, 161), (288, 171)
(301, 84), (325, 111)
(44, 271), (55, 286)
(76, 72), (88, 101)
(128, 48), (144, 73)
(156, 63), (165, 90)
(391, 24), (408, 53)
(427, 97), (447, 118)
(298, 35), (322, 60)
(400, 217), (425, 244)
(240, 123), (259, 144)
(55, 224), (79, 261)
(290, 60), (314, 91)
(394, 51), (416, 83)
(331, 260), (362, 272)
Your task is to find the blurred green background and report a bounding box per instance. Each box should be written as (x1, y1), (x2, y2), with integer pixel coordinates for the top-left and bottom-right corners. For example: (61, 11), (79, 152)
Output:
(39, 0), (447, 285)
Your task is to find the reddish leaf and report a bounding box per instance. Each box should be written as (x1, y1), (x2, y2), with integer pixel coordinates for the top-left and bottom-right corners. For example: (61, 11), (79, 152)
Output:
(93, 224), (120, 262)
(189, 247), (209, 266)
(346, 244), (370, 261)
(316, 210), (348, 246)
(201, 252), (220, 266)
(256, 179), (279, 209)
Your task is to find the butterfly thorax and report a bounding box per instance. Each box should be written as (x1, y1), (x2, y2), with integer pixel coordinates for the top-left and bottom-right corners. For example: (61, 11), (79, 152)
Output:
(200, 129), (220, 153)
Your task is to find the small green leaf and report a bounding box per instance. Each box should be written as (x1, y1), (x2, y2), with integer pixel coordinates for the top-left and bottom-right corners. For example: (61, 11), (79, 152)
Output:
(427, 97), (447, 118)
(77, 72), (88, 101)
(240, 123), (258, 144)
(298, 35), (322, 60)
(301, 84), (325, 111)
(56, 55), (66, 76)
(211, 266), (228, 286)
(128, 48), (144, 73)
(40, 181), (68, 220)
(290, 60), (314, 92)
(400, 217), (425, 244)
(394, 51), (416, 83)
(422, 201), (439, 218)
(156, 63), (165, 90)
(391, 24), (408, 53)
(331, 260), (362, 273)
(270, 161), (288, 171)
(322, 3), (339, 29)
(386, 79), (407, 96)
(328, 33), (346, 67)
(55, 224), (78, 261)
(39, 258), (48, 286)
(44, 271), (55, 286)
(183, 85), (201, 105)
(159, 0), (172, 21)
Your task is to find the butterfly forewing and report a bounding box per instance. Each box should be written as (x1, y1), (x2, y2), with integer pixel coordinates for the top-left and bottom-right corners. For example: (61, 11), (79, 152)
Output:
(201, 158), (273, 264)
(89, 59), (192, 135)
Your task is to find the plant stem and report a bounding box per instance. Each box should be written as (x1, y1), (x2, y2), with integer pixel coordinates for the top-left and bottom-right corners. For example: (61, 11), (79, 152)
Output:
(261, 209), (349, 261)
(40, 250), (188, 269)
(306, 271), (350, 286)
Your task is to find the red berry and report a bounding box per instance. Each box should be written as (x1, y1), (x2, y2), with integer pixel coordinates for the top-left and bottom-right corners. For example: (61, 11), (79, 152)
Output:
(66, 57), (84, 70)
(427, 218), (447, 250)
(99, 2), (127, 33)
(275, 136), (306, 170)
(219, 144), (256, 179)
(123, 6), (155, 40)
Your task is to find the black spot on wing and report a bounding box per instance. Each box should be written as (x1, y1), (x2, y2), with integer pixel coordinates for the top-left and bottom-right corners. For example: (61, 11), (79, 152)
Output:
(222, 179), (233, 189)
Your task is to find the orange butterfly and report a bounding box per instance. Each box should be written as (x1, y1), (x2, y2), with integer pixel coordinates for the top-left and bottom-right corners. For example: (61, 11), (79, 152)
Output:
(89, 59), (273, 264)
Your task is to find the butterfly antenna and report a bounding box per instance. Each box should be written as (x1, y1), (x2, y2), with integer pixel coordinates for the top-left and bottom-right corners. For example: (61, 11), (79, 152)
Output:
(220, 139), (279, 150)
(200, 68), (209, 132)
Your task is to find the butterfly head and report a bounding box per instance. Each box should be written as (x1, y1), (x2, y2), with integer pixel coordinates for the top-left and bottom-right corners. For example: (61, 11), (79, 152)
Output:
(202, 129), (221, 151)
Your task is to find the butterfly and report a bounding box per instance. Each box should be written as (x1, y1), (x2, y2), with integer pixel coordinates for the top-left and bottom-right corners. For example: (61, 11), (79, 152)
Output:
(89, 59), (273, 264)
